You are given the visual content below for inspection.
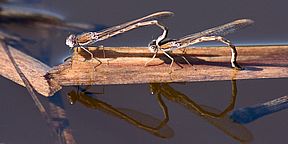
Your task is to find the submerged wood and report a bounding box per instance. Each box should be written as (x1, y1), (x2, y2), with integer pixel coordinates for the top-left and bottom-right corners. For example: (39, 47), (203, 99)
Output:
(1, 45), (288, 97)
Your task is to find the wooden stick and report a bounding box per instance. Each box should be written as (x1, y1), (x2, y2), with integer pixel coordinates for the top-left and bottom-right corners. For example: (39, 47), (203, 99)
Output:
(0, 42), (77, 143)
(0, 44), (61, 96)
(47, 45), (288, 86)
(1, 45), (288, 97)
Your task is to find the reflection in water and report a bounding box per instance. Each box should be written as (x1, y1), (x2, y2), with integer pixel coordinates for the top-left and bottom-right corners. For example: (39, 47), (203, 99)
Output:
(149, 81), (237, 118)
(67, 79), (254, 142)
(67, 87), (174, 138)
(149, 81), (253, 143)
(47, 94), (77, 144)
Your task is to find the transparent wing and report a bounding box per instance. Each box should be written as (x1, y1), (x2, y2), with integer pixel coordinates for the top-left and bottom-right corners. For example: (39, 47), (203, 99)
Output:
(175, 19), (254, 44)
(98, 11), (173, 35)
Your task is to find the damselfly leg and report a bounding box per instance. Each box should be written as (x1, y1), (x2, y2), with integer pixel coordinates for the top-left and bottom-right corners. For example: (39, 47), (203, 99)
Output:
(145, 49), (158, 66)
(79, 46), (102, 64)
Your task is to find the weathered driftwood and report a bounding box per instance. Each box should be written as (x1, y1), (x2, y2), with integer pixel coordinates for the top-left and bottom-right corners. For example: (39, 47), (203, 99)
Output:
(1, 45), (288, 97)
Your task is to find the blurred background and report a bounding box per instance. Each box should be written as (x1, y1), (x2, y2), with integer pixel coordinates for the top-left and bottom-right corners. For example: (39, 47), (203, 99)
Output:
(0, 0), (288, 144)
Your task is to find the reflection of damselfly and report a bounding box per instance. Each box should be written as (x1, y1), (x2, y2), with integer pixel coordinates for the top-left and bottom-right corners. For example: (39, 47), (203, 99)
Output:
(67, 86), (173, 138)
(146, 19), (254, 70)
(66, 11), (173, 63)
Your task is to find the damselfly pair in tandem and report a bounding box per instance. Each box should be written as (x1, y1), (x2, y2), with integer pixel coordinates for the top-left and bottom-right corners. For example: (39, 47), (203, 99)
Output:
(66, 11), (254, 70)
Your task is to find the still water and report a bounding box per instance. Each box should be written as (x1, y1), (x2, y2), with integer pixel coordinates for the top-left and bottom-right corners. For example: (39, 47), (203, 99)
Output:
(0, 0), (288, 144)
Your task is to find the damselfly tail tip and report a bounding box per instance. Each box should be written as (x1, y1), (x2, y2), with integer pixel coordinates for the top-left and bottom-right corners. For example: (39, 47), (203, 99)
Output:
(154, 11), (174, 19)
(66, 34), (77, 48)
(235, 19), (255, 25)
(161, 11), (174, 16)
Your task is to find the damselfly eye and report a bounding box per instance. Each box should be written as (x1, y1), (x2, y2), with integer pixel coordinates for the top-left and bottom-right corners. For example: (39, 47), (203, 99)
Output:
(66, 34), (77, 48)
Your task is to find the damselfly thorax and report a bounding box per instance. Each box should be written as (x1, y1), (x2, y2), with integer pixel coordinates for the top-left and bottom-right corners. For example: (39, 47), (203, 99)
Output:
(145, 19), (254, 71)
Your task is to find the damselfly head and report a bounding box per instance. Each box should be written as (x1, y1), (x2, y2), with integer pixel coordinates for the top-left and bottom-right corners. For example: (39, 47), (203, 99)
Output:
(148, 39), (158, 52)
(66, 34), (77, 48)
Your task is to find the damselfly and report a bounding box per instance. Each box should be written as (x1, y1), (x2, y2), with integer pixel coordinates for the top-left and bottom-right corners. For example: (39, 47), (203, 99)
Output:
(146, 19), (254, 70)
(66, 11), (173, 63)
